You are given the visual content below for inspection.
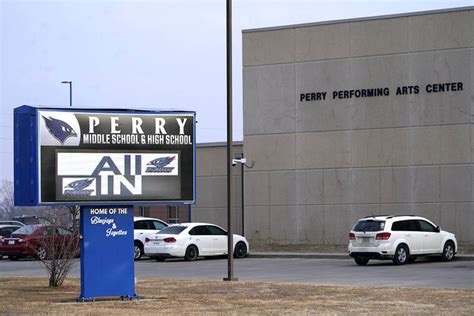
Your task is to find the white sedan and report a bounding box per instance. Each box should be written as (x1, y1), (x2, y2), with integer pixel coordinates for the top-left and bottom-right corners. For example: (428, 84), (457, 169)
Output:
(144, 223), (249, 261)
(134, 217), (168, 260)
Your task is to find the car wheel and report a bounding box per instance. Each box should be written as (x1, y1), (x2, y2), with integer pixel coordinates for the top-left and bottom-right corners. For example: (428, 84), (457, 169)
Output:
(354, 257), (369, 265)
(442, 241), (455, 262)
(233, 242), (248, 259)
(155, 256), (165, 262)
(134, 241), (143, 260)
(9, 255), (18, 261)
(184, 245), (198, 261)
(393, 244), (409, 265)
(36, 246), (47, 260)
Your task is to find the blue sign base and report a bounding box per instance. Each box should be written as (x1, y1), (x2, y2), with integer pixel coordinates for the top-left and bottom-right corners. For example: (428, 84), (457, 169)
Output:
(77, 205), (138, 301)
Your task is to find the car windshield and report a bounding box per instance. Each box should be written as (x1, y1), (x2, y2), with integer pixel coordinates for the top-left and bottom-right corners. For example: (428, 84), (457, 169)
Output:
(0, 226), (19, 236)
(353, 220), (385, 232)
(157, 226), (186, 235)
(11, 225), (40, 235)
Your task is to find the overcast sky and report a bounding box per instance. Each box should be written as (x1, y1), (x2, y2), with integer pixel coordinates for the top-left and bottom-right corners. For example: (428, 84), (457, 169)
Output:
(1, 0), (473, 181)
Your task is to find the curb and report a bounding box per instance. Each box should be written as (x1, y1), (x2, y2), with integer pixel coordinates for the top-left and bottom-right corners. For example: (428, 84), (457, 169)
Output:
(249, 253), (348, 260)
(249, 252), (474, 261)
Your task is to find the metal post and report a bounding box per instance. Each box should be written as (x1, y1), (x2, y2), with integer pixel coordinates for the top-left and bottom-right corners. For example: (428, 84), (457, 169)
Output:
(69, 81), (72, 107)
(241, 153), (244, 236)
(61, 81), (72, 107)
(224, 0), (237, 282)
(61, 81), (75, 228)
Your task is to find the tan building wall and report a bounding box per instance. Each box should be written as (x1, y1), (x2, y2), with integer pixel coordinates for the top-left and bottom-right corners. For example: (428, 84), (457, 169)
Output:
(241, 7), (474, 246)
(133, 143), (243, 227)
(191, 143), (243, 232)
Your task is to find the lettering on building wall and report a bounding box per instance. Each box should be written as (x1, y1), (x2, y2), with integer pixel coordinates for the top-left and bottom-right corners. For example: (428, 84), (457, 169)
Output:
(299, 81), (464, 102)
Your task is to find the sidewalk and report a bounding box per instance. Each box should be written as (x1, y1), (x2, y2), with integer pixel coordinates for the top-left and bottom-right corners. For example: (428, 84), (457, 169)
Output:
(249, 243), (474, 261)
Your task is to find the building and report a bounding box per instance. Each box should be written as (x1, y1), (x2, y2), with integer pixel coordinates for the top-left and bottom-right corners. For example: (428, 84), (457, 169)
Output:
(135, 142), (243, 229)
(146, 7), (474, 247)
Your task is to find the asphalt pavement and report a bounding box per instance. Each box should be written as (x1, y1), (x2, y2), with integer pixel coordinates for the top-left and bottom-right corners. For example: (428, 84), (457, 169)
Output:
(0, 253), (472, 289)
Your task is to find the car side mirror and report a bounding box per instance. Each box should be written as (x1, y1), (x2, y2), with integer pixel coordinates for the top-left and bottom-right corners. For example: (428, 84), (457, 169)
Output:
(436, 226), (440, 233)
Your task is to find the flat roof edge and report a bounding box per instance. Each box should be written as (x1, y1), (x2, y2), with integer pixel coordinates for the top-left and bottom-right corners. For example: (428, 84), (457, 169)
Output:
(18, 105), (195, 113)
(197, 141), (243, 148)
(242, 6), (474, 33)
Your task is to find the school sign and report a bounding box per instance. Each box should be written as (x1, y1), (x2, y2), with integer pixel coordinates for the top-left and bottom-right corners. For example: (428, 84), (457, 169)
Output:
(14, 105), (196, 300)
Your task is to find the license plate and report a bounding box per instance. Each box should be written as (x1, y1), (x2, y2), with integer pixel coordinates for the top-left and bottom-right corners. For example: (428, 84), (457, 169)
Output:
(360, 237), (371, 243)
(8, 240), (15, 245)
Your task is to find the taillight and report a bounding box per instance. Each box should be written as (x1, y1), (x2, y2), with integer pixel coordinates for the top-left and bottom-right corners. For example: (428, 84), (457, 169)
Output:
(145, 238), (150, 243)
(376, 232), (391, 240)
(348, 232), (355, 240)
(18, 236), (31, 243)
(163, 237), (176, 243)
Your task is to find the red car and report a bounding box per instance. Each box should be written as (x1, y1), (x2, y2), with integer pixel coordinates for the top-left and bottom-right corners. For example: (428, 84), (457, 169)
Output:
(0, 225), (22, 254)
(0, 225), (79, 261)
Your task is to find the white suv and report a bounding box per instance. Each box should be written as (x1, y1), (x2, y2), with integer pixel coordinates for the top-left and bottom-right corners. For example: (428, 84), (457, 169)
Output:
(134, 217), (168, 260)
(348, 215), (457, 265)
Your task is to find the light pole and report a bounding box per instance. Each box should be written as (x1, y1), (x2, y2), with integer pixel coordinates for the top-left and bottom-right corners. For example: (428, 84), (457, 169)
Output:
(61, 81), (72, 107)
(60, 80), (77, 228)
(233, 153), (254, 236)
(224, 0), (236, 282)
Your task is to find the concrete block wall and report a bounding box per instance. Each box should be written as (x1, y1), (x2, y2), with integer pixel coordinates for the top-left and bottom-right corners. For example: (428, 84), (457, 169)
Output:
(192, 143), (243, 233)
(242, 8), (474, 246)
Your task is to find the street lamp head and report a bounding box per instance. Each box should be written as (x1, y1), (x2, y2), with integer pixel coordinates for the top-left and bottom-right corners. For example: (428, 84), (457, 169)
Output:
(61, 81), (72, 84)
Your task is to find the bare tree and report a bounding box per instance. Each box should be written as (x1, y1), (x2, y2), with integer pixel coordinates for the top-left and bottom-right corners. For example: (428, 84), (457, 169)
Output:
(0, 180), (15, 219)
(68, 205), (80, 230)
(0, 180), (45, 220)
(2, 180), (80, 286)
(28, 209), (80, 287)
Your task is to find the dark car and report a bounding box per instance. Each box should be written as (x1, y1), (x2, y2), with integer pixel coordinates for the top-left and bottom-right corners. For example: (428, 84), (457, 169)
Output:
(0, 220), (25, 226)
(0, 225), (79, 261)
(11, 215), (52, 226)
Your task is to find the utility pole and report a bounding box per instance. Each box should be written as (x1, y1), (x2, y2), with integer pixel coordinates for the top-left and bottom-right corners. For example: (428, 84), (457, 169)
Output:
(61, 80), (78, 228)
(233, 153), (254, 236)
(224, 0), (237, 282)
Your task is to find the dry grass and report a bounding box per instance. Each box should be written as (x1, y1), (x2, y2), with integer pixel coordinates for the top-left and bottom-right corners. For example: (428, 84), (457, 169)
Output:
(0, 277), (473, 315)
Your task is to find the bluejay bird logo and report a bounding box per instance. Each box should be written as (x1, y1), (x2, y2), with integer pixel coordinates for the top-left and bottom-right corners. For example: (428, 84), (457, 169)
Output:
(66, 179), (94, 191)
(43, 116), (77, 144)
(146, 156), (176, 173)
(63, 179), (94, 196)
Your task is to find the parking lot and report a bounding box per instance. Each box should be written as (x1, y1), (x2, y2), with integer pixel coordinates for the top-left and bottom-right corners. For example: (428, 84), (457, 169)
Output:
(1, 256), (472, 289)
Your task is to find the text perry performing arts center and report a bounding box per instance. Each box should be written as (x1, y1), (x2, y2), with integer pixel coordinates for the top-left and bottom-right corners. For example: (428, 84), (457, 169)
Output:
(300, 82), (464, 101)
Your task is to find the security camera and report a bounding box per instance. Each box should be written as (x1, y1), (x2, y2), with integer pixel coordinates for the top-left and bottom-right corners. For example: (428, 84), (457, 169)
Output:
(232, 158), (247, 165)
